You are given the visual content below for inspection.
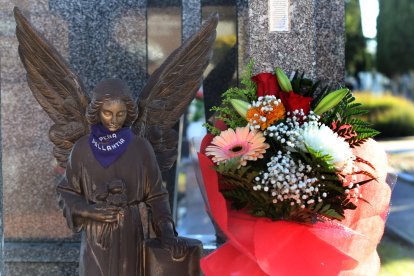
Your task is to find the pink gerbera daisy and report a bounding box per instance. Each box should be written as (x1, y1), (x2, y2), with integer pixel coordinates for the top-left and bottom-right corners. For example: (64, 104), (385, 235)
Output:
(206, 126), (269, 167)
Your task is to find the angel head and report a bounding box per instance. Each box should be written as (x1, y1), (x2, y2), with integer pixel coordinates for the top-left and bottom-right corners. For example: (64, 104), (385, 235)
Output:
(86, 79), (138, 132)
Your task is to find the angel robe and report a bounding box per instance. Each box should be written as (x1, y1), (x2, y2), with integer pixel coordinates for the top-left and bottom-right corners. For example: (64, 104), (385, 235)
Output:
(57, 135), (173, 276)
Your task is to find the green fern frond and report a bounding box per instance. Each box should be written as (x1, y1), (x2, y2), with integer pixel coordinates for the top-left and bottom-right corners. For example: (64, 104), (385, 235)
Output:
(204, 122), (221, 135)
(214, 160), (260, 187)
(240, 59), (256, 95)
(222, 188), (254, 210)
(322, 209), (345, 220)
(342, 198), (357, 210)
(288, 206), (316, 223)
(299, 148), (337, 173)
(206, 61), (261, 133)
(323, 181), (346, 193)
(306, 201), (345, 221)
(342, 108), (368, 117)
(320, 90), (380, 146)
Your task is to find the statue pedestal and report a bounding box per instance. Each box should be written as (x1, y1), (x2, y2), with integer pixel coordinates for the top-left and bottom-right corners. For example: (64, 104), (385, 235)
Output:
(4, 239), (217, 275)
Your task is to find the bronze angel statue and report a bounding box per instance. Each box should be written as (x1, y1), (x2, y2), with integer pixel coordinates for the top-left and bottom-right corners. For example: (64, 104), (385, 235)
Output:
(14, 7), (217, 276)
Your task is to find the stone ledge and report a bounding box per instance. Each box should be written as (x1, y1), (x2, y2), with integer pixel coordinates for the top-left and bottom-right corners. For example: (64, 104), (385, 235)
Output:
(5, 242), (80, 263)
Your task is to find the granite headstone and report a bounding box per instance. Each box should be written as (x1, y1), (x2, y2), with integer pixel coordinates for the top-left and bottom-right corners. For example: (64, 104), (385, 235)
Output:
(244, 0), (345, 84)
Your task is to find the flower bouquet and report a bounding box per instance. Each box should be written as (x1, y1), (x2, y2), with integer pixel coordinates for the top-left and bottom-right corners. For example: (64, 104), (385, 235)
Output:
(197, 62), (393, 275)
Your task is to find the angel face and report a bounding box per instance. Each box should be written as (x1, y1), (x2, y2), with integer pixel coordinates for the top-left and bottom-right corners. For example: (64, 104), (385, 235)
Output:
(99, 100), (128, 132)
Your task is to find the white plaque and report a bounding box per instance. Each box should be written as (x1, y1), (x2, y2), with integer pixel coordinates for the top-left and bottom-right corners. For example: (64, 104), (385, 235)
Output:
(268, 0), (290, 32)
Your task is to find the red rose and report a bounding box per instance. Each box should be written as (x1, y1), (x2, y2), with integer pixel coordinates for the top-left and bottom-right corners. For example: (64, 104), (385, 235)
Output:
(251, 73), (281, 97)
(276, 90), (313, 115)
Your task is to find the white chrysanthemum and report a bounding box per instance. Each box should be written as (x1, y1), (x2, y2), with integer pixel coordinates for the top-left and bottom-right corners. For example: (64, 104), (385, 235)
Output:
(298, 124), (355, 171)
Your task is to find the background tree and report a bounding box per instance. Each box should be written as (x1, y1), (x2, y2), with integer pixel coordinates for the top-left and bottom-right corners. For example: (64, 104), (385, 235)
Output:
(345, 0), (372, 88)
(377, 0), (414, 78)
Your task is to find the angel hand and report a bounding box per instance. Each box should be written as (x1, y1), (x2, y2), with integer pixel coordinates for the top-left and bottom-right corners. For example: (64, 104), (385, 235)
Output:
(157, 221), (189, 260)
(76, 203), (122, 224)
(160, 236), (188, 261)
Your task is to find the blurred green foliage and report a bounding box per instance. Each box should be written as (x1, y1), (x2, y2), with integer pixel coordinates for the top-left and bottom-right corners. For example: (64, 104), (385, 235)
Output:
(379, 235), (414, 275)
(345, 0), (373, 81)
(188, 99), (205, 122)
(354, 92), (414, 138)
(377, 0), (414, 77)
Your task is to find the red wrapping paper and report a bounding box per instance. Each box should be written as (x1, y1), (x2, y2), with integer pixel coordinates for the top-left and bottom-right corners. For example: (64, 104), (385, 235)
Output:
(198, 138), (392, 276)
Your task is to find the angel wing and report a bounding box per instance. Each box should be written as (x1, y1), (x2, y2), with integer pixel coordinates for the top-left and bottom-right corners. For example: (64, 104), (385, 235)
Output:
(133, 14), (218, 171)
(14, 7), (90, 168)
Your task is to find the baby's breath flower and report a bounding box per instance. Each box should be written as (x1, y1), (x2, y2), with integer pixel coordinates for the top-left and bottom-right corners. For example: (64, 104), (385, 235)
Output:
(264, 110), (320, 149)
(254, 152), (321, 207)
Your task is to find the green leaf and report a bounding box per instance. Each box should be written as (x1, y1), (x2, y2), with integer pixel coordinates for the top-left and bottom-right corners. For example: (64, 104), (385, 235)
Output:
(230, 99), (250, 119)
(320, 204), (331, 213)
(275, 67), (293, 92)
(311, 201), (324, 212)
(314, 88), (350, 115)
(323, 209), (345, 220)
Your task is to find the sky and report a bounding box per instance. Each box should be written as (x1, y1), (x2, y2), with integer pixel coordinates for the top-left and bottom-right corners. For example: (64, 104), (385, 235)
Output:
(359, 0), (379, 39)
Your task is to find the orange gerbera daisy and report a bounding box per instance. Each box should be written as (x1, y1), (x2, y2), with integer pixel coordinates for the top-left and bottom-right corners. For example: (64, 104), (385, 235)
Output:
(205, 126), (269, 167)
(246, 96), (286, 130)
